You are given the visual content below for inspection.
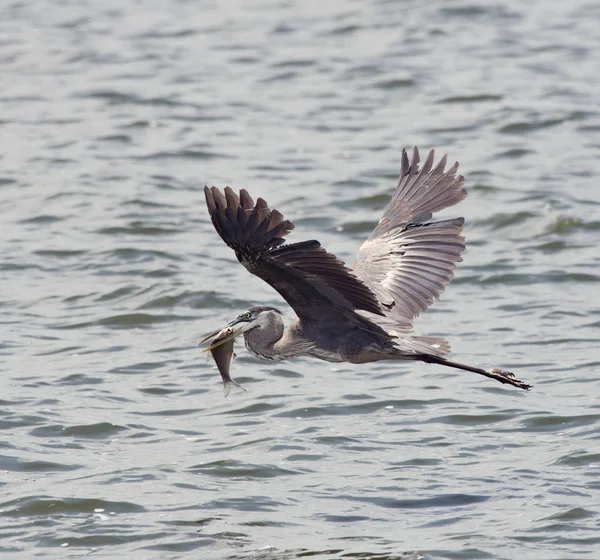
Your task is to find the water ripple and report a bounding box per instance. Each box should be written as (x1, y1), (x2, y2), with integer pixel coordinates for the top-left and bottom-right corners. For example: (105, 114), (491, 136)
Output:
(1, 0), (600, 558)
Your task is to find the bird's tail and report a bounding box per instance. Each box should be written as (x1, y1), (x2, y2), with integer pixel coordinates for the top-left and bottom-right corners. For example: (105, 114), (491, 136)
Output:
(393, 335), (451, 357)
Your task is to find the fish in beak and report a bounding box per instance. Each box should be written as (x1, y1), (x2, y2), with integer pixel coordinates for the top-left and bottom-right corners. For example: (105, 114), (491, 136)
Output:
(199, 320), (247, 397)
(199, 312), (257, 353)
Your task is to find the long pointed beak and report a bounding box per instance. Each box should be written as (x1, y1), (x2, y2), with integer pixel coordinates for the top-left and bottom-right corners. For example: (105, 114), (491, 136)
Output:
(199, 319), (244, 353)
(199, 325), (227, 345)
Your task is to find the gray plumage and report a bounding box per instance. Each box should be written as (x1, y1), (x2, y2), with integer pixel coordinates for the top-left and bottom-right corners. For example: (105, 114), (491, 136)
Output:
(202, 148), (531, 392)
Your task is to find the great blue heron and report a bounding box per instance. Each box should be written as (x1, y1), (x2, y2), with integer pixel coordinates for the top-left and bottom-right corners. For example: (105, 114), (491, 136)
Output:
(201, 148), (531, 394)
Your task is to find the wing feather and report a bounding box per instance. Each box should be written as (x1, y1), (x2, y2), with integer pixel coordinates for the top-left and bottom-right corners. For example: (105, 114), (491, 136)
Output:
(353, 148), (466, 327)
(205, 186), (384, 324)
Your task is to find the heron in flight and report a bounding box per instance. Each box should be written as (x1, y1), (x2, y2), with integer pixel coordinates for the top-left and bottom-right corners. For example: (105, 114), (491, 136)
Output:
(201, 148), (531, 393)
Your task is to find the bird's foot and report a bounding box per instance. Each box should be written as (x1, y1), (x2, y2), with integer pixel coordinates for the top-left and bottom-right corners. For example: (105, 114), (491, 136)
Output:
(488, 368), (532, 391)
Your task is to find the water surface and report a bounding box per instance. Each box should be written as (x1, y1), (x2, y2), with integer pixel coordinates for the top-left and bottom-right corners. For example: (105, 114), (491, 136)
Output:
(1, 1), (600, 558)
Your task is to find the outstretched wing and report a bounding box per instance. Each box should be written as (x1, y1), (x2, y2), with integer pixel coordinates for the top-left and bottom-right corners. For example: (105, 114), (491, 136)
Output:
(204, 186), (384, 324)
(353, 148), (467, 327)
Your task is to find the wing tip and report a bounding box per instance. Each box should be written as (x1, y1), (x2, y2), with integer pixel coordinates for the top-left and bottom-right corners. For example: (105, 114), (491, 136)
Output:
(205, 186), (295, 251)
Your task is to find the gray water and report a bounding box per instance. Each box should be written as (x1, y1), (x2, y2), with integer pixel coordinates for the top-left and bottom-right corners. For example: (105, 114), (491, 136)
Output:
(1, 0), (600, 558)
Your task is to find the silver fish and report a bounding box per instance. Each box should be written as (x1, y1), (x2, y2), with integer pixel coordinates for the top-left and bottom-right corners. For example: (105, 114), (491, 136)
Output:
(201, 326), (245, 397)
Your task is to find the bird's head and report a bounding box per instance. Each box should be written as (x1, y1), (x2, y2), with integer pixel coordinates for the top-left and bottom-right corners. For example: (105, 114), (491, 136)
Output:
(199, 306), (282, 352)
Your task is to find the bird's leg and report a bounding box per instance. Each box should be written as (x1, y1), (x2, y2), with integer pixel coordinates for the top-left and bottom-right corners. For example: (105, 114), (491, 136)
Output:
(419, 354), (531, 390)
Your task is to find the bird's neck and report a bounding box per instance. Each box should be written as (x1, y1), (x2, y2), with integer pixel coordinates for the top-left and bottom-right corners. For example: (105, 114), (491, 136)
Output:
(243, 319), (302, 361)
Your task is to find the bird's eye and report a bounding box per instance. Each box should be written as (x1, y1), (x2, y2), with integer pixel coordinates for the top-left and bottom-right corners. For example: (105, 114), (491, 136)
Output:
(245, 312), (251, 320)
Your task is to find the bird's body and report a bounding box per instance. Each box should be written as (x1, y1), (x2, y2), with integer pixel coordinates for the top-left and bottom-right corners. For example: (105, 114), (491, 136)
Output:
(202, 148), (531, 392)
(242, 312), (392, 364)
